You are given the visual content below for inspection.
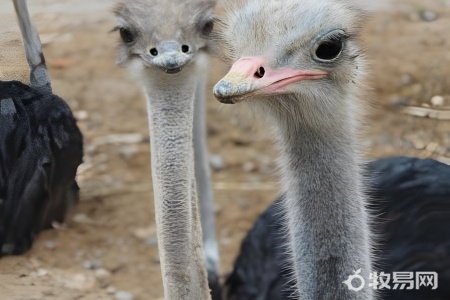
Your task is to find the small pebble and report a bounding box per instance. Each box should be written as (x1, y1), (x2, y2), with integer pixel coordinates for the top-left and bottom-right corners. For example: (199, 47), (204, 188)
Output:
(36, 268), (48, 277)
(51, 221), (67, 230)
(431, 95), (444, 107)
(242, 161), (256, 172)
(44, 240), (57, 250)
(83, 259), (102, 270)
(115, 290), (135, 300)
(83, 260), (94, 269)
(64, 273), (96, 290)
(412, 139), (427, 150)
(420, 10), (438, 22)
(74, 110), (88, 121)
(94, 268), (111, 281)
(133, 226), (156, 240)
(106, 285), (117, 294)
(210, 155), (225, 171)
(73, 213), (93, 224)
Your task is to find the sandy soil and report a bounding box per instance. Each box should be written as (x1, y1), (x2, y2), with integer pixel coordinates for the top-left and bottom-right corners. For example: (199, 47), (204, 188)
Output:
(1, 0), (450, 299)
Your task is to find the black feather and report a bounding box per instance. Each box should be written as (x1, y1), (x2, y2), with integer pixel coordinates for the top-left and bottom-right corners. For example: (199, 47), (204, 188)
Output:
(0, 80), (83, 256)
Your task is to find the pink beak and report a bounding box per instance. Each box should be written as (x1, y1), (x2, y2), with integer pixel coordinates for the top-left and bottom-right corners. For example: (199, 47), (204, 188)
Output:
(213, 56), (328, 104)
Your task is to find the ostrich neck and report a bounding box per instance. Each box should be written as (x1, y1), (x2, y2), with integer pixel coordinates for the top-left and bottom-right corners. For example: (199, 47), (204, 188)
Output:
(273, 100), (373, 299)
(193, 70), (220, 280)
(13, 0), (52, 94)
(143, 73), (210, 300)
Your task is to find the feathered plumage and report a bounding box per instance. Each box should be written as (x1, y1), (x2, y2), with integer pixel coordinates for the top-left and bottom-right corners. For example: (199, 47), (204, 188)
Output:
(225, 157), (450, 300)
(0, 80), (83, 255)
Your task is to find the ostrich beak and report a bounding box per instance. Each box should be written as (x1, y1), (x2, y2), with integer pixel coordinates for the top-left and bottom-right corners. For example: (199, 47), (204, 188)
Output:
(149, 41), (192, 74)
(213, 56), (327, 104)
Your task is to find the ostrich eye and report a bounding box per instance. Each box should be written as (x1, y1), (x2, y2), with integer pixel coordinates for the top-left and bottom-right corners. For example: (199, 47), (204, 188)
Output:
(120, 28), (134, 44)
(313, 31), (346, 61)
(201, 20), (214, 36)
(315, 39), (343, 61)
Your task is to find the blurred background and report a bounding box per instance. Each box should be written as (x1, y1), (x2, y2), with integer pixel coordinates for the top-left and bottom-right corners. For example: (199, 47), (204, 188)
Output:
(0, 0), (450, 299)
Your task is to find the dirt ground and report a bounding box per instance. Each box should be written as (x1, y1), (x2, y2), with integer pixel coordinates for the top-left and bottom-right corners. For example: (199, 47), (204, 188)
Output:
(1, 0), (450, 299)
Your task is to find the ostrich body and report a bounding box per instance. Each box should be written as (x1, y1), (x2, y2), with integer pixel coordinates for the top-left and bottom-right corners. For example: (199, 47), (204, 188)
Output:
(113, 1), (217, 298)
(225, 156), (450, 300)
(0, 0), (83, 255)
(213, 0), (373, 298)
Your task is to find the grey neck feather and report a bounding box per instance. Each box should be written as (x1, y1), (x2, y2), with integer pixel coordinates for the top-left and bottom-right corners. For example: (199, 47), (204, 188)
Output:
(142, 65), (210, 300)
(193, 70), (220, 281)
(13, 0), (52, 94)
(262, 95), (374, 299)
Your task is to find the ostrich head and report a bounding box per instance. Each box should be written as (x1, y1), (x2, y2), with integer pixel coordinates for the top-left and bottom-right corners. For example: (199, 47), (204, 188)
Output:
(113, 0), (215, 75)
(213, 0), (366, 122)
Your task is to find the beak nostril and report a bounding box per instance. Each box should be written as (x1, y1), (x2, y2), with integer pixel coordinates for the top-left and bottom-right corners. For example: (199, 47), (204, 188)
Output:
(255, 67), (265, 78)
(150, 48), (158, 56)
(181, 45), (189, 53)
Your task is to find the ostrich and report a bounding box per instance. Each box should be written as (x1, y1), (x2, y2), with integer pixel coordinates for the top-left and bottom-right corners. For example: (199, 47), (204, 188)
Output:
(0, 0), (83, 255)
(225, 156), (450, 300)
(113, 0), (219, 298)
(213, 0), (374, 298)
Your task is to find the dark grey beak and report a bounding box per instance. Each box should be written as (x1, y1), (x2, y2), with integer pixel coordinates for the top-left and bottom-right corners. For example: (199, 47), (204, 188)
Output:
(153, 41), (192, 74)
(213, 81), (239, 104)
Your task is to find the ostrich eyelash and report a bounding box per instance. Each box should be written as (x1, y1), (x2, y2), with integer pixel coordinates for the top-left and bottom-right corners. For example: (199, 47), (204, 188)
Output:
(324, 31), (351, 43)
